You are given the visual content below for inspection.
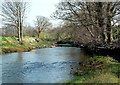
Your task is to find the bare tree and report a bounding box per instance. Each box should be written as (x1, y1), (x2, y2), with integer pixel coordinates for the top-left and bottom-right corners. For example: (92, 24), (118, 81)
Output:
(23, 25), (36, 37)
(2, 26), (17, 37)
(34, 16), (52, 38)
(53, 1), (120, 46)
(1, 0), (29, 43)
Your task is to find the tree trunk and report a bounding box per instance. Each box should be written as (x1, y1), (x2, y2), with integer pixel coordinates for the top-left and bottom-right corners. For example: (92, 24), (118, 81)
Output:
(17, 21), (21, 42)
(106, 3), (112, 44)
(38, 33), (40, 38)
(37, 30), (41, 39)
(20, 22), (23, 42)
(96, 2), (106, 44)
(106, 16), (112, 44)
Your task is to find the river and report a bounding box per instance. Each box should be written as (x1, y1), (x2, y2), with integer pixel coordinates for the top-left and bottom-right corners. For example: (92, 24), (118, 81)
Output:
(1, 47), (89, 83)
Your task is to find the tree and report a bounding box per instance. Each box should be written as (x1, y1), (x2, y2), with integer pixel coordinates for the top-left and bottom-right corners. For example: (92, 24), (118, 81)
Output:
(112, 25), (120, 42)
(1, 0), (29, 43)
(34, 16), (52, 38)
(23, 25), (36, 37)
(1, 26), (17, 37)
(53, 1), (120, 46)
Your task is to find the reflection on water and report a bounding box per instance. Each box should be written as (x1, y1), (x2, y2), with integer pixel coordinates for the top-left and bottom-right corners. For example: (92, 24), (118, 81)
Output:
(2, 47), (89, 83)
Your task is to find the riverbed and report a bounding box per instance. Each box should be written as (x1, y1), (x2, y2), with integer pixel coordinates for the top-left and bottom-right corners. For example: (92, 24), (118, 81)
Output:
(1, 47), (89, 83)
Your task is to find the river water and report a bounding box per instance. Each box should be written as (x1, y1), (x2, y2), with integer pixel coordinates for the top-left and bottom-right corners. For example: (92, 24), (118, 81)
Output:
(1, 47), (89, 83)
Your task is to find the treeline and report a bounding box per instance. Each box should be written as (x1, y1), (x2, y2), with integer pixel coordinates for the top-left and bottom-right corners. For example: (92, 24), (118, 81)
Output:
(1, 25), (35, 37)
(1, 0), (52, 43)
(52, 1), (120, 48)
(1, 0), (120, 48)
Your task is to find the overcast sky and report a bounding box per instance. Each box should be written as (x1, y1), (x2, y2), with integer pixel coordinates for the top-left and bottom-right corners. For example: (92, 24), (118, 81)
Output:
(0, 0), (61, 28)
(26, 0), (61, 27)
(1, 0), (119, 28)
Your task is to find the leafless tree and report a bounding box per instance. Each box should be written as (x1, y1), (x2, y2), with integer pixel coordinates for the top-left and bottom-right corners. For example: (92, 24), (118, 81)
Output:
(1, 26), (17, 37)
(23, 25), (36, 37)
(34, 16), (52, 38)
(53, 1), (120, 46)
(1, 0), (29, 43)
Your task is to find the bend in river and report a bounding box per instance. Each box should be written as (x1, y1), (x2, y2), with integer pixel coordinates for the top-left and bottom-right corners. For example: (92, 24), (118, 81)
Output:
(1, 47), (89, 83)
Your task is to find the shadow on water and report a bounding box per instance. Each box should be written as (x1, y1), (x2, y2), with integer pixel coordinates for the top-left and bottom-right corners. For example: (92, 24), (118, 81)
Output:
(2, 47), (89, 83)
(82, 47), (120, 62)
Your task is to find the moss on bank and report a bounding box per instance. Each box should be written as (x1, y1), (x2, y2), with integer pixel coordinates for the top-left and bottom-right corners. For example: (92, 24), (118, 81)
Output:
(68, 56), (120, 84)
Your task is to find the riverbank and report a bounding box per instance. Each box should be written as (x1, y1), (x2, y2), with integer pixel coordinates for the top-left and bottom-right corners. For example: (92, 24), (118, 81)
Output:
(56, 40), (120, 54)
(69, 56), (120, 83)
(0, 37), (54, 54)
(56, 40), (120, 61)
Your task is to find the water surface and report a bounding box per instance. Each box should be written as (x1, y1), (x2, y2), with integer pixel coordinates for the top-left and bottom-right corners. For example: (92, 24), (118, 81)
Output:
(1, 47), (89, 83)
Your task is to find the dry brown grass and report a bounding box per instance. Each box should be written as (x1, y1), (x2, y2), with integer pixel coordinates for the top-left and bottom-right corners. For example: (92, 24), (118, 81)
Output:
(84, 72), (119, 83)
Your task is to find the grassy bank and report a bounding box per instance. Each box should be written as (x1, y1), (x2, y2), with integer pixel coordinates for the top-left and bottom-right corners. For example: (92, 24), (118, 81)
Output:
(0, 37), (54, 54)
(69, 56), (120, 84)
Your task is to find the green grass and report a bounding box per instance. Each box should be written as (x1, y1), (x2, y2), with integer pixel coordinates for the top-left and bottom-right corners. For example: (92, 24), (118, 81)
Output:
(32, 41), (53, 47)
(2, 36), (17, 42)
(1, 43), (29, 48)
(1, 37), (54, 54)
(69, 56), (120, 83)
(1, 43), (17, 47)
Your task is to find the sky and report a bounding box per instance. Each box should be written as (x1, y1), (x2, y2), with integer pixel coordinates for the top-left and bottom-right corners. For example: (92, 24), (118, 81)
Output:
(26, 0), (61, 27)
(0, 0), (61, 28)
(1, 0), (119, 28)
(0, 1), (3, 28)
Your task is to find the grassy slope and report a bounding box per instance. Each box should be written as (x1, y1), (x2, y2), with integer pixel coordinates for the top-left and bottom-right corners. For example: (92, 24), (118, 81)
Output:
(1, 37), (53, 54)
(68, 56), (120, 83)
